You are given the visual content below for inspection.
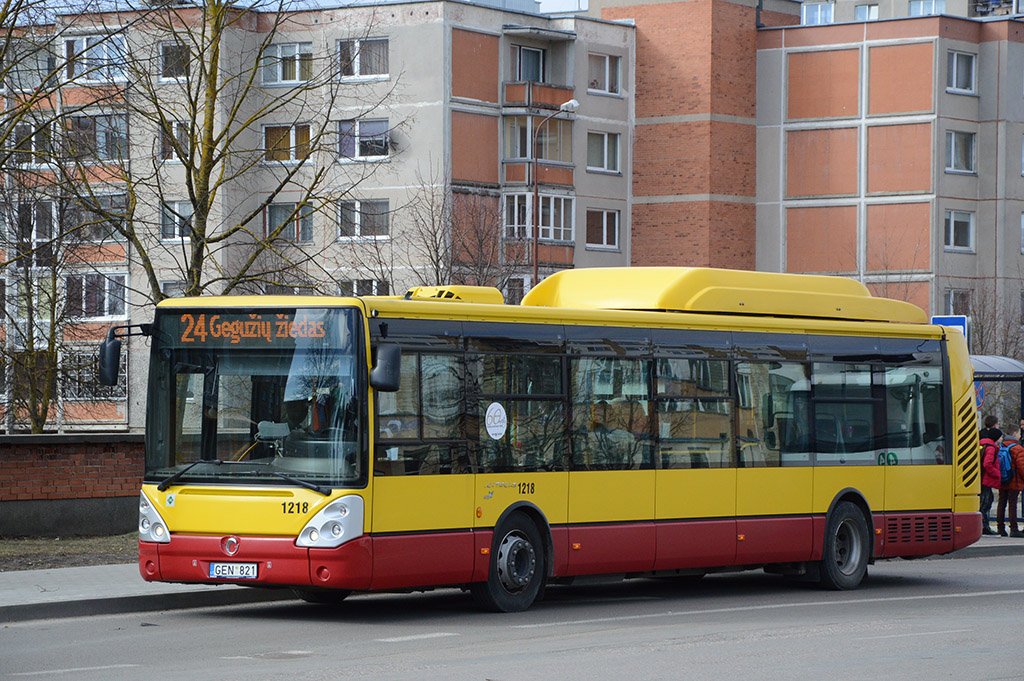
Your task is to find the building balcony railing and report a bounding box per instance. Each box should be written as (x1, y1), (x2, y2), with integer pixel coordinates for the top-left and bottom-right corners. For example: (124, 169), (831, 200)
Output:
(501, 159), (574, 187)
(972, 0), (1016, 15)
(503, 81), (576, 110)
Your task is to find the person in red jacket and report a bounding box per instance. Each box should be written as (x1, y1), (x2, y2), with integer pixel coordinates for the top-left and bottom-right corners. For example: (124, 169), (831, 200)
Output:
(980, 426), (1002, 535)
(997, 427), (1024, 538)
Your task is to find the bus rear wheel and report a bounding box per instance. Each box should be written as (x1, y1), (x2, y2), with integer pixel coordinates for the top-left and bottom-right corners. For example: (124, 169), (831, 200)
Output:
(819, 501), (869, 590)
(471, 512), (544, 612)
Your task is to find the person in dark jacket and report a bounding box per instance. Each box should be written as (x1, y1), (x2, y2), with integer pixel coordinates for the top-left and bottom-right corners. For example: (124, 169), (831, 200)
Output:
(997, 427), (1024, 538)
(979, 426), (1002, 535)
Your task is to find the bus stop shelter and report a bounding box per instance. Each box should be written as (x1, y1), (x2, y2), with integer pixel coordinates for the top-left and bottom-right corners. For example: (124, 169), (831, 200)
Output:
(971, 355), (1024, 421)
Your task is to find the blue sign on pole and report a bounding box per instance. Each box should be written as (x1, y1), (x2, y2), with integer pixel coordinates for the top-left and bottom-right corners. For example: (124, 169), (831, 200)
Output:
(975, 381), (984, 409)
(931, 315), (970, 351)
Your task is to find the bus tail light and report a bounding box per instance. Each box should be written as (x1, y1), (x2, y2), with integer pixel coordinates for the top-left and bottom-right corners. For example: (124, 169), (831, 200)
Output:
(297, 496), (364, 548)
(139, 491), (171, 544)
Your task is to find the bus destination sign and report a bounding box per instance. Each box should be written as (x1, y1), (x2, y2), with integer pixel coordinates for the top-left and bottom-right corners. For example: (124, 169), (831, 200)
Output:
(174, 312), (327, 347)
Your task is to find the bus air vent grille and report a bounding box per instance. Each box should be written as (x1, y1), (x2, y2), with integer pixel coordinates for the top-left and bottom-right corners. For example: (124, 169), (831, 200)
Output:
(885, 515), (953, 545)
(955, 393), (980, 489)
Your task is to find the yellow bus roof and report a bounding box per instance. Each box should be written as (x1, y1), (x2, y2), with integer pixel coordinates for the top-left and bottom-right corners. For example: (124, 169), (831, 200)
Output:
(520, 267), (927, 324)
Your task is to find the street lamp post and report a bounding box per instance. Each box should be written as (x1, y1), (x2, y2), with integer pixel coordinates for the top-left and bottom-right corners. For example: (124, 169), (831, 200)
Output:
(532, 98), (579, 288)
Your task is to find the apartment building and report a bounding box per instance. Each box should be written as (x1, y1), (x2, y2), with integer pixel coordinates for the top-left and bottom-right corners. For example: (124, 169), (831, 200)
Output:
(1, 0), (634, 432)
(756, 15), (1024, 328)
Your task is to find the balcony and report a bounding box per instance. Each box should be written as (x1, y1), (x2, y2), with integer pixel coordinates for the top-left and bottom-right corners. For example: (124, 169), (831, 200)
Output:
(503, 81), (575, 111)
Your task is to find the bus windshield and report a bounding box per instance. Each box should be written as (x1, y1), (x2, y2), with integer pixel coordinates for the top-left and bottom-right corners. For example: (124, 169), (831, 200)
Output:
(145, 307), (365, 488)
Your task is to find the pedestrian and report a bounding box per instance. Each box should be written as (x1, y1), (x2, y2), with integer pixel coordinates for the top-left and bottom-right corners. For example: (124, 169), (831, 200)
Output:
(997, 426), (1024, 538)
(979, 425), (1001, 535)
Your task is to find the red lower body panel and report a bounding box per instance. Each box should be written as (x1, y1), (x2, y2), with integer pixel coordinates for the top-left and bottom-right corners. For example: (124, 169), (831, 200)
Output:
(654, 519), (736, 570)
(566, 523), (656, 575)
(953, 511), (982, 550)
(736, 516), (813, 564)
(369, 532), (474, 590)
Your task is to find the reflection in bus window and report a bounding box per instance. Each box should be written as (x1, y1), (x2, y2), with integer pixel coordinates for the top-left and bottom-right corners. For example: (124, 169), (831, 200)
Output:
(735, 361), (811, 467)
(571, 357), (651, 469)
(884, 365), (945, 465)
(812, 363), (876, 465)
(470, 354), (566, 472)
(655, 359), (732, 468)
(376, 353), (467, 475)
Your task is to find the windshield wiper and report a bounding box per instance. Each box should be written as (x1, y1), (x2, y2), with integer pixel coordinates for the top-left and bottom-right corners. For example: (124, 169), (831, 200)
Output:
(269, 471), (331, 496)
(157, 459), (222, 491)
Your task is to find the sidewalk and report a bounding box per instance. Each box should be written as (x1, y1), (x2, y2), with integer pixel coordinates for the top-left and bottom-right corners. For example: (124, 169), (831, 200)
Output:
(2, 536), (1022, 624)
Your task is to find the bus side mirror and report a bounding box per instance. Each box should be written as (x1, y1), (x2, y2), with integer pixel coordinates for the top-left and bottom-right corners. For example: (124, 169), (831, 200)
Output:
(98, 329), (122, 386)
(370, 342), (401, 392)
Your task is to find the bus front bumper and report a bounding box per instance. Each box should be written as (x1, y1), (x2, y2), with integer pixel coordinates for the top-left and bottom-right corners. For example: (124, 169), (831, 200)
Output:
(139, 534), (373, 590)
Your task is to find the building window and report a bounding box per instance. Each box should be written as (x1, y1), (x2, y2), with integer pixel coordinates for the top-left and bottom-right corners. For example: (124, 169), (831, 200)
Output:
(909, 0), (945, 14)
(944, 288), (971, 315)
(14, 201), (53, 269)
(944, 209), (974, 252)
(946, 51), (975, 93)
(504, 116), (530, 160)
(505, 277), (526, 305)
(161, 42), (189, 79)
(72, 194), (127, 241)
(64, 349), (127, 400)
(160, 121), (189, 162)
(160, 280), (186, 298)
(262, 42), (312, 84)
(503, 116), (572, 162)
(264, 124), (310, 162)
(587, 131), (619, 172)
(68, 115), (128, 161)
(854, 4), (879, 19)
(504, 194), (529, 239)
(539, 195), (573, 241)
(339, 119), (389, 160)
(8, 39), (57, 91)
(511, 45), (544, 82)
(64, 35), (126, 81)
(588, 54), (620, 94)
(12, 277), (54, 346)
(338, 279), (389, 296)
(945, 131), (975, 173)
(66, 273), (126, 319)
(161, 201), (192, 240)
(586, 209), (619, 249)
(266, 203), (313, 243)
(801, 3), (834, 24)
(338, 199), (389, 239)
(338, 38), (388, 78)
(12, 122), (51, 165)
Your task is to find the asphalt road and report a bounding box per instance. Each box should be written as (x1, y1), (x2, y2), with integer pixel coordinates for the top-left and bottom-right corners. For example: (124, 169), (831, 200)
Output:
(3, 555), (1022, 681)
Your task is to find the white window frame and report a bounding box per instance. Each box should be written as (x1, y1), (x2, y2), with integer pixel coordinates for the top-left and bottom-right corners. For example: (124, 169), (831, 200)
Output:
(338, 38), (388, 80)
(12, 122), (52, 166)
(262, 42), (313, 85)
(263, 123), (310, 163)
(75, 194), (127, 242)
(64, 34), (127, 82)
(161, 201), (192, 241)
(338, 119), (389, 161)
(946, 51), (976, 94)
(801, 3), (834, 25)
(943, 209), (975, 252)
(504, 194), (530, 239)
(67, 114), (128, 162)
(337, 199), (389, 240)
(65, 272), (127, 320)
(265, 203), (313, 244)
(337, 279), (389, 296)
(587, 131), (620, 173)
(14, 200), (53, 269)
(512, 45), (545, 82)
(160, 42), (189, 80)
(586, 208), (619, 250)
(944, 288), (972, 316)
(854, 4), (879, 20)
(160, 280), (186, 298)
(588, 53), (621, 95)
(945, 130), (976, 173)
(504, 276), (527, 305)
(909, 0), (945, 15)
(11, 275), (54, 347)
(538, 195), (574, 242)
(160, 120), (189, 163)
(63, 347), (127, 401)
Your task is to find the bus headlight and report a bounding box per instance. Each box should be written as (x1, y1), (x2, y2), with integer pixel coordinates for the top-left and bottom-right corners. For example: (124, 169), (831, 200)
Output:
(139, 491), (171, 544)
(296, 496), (364, 548)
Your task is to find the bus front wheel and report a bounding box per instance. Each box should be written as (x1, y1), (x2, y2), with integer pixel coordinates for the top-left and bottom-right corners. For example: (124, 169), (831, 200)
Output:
(819, 501), (869, 590)
(471, 512), (544, 612)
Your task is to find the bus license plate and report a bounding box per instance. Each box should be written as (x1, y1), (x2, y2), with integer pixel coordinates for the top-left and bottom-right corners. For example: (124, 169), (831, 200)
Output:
(209, 562), (258, 579)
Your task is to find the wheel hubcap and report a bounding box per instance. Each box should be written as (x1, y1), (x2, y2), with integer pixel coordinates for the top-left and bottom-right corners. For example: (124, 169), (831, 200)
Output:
(496, 530), (536, 593)
(834, 518), (863, 576)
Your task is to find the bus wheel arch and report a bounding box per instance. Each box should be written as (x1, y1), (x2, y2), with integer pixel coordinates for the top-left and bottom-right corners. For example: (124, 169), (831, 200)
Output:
(472, 508), (547, 612)
(819, 496), (871, 590)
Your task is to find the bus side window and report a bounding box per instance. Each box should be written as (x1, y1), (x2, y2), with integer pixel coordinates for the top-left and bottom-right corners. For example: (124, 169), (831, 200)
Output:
(570, 357), (652, 470)
(811, 363), (876, 466)
(883, 365), (944, 465)
(735, 361), (810, 467)
(654, 358), (732, 469)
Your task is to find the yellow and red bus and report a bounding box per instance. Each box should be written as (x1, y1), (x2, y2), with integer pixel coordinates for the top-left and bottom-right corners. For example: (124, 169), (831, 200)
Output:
(101, 267), (981, 611)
